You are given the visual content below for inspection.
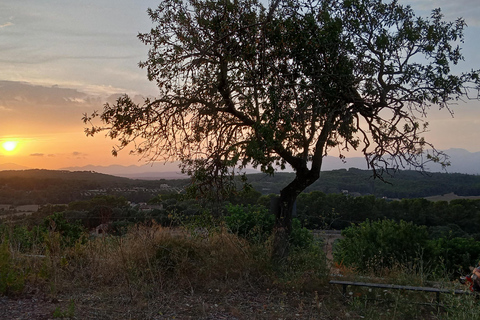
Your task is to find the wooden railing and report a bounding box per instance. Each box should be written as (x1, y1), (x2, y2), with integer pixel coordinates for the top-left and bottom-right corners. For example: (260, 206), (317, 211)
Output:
(329, 280), (472, 307)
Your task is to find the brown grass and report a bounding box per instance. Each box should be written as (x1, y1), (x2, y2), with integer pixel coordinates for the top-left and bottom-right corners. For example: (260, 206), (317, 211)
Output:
(2, 222), (474, 319)
(2, 223), (339, 319)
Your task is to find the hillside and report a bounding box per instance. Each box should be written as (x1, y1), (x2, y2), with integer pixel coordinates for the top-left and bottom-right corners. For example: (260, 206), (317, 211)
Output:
(247, 168), (480, 198)
(1, 168), (480, 205)
(0, 169), (188, 205)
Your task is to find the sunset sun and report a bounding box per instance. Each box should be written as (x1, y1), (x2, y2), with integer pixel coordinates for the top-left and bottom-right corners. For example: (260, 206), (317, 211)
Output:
(2, 141), (18, 152)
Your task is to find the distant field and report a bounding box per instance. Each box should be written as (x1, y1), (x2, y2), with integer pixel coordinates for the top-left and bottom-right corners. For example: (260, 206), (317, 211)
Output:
(424, 192), (480, 202)
(0, 204), (40, 219)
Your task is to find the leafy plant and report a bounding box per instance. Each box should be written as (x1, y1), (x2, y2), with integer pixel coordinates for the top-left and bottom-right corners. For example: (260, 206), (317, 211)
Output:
(225, 204), (275, 243)
(430, 237), (480, 277)
(0, 240), (25, 296)
(52, 299), (75, 318)
(334, 219), (433, 273)
(225, 203), (315, 249)
(43, 212), (86, 248)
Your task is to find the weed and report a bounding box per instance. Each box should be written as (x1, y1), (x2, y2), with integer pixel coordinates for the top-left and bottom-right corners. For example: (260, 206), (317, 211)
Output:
(0, 240), (26, 296)
(52, 299), (75, 318)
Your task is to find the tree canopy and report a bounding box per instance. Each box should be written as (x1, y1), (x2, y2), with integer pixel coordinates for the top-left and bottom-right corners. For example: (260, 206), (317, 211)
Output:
(84, 0), (479, 259)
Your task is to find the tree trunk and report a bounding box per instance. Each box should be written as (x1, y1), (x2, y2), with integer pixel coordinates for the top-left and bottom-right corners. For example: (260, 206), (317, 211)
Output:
(271, 190), (297, 263)
(271, 168), (320, 262)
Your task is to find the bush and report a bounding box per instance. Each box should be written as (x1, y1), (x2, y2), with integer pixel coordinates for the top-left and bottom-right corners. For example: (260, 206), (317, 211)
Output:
(225, 204), (275, 243)
(0, 240), (25, 296)
(289, 218), (315, 249)
(429, 237), (480, 277)
(43, 212), (86, 248)
(225, 203), (316, 249)
(334, 219), (433, 273)
(0, 224), (46, 252)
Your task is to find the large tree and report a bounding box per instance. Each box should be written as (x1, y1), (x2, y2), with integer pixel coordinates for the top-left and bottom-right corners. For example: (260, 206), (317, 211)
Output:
(84, 0), (479, 260)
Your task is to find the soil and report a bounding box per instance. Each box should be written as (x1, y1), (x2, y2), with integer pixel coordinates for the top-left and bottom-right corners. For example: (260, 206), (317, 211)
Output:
(0, 288), (334, 320)
(0, 295), (58, 320)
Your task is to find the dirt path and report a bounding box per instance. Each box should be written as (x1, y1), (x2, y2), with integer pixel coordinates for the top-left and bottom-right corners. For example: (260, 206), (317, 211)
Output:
(314, 230), (343, 261)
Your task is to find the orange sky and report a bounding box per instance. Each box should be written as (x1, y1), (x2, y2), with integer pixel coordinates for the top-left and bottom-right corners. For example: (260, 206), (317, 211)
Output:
(1, 80), (479, 171)
(0, 83), (155, 169)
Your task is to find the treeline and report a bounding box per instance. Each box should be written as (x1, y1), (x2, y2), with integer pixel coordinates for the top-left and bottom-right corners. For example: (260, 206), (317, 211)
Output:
(0, 169), (188, 205)
(296, 191), (480, 239)
(247, 169), (480, 198)
(140, 191), (480, 241)
(1, 168), (480, 205)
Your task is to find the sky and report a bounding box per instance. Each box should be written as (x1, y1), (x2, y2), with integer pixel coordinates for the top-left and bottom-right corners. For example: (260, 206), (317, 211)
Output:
(0, 0), (479, 171)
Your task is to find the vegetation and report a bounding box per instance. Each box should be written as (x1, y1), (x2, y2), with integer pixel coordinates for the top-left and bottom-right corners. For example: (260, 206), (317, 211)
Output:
(0, 169), (188, 205)
(0, 201), (331, 318)
(2, 195), (480, 318)
(84, 0), (480, 261)
(248, 169), (480, 198)
(2, 168), (480, 208)
(334, 219), (433, 273)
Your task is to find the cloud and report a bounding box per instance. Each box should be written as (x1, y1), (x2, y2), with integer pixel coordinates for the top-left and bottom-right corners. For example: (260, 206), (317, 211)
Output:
(30, 153), (44, 157)
(71, 151), (88, 159)
(0, 22), (13, 29)
(0, 106), (12, 111)
(0, 81), (104, 134)
(402, 0), (480, 26)
(0, 81), (92, 107)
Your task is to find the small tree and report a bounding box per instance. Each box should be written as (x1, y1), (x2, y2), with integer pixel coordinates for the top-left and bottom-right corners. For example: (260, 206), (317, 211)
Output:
(334, 219), (432, 273)
(84, 0), (479, 261)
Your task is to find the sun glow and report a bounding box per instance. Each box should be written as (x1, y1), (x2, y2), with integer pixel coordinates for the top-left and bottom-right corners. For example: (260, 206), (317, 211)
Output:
(2, 141), (18, 152)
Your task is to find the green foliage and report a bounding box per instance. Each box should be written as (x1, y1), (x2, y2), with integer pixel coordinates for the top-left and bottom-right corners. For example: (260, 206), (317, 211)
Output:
(334, 219), (432, 273)
(182, 210), (221, 235)
(68, 194), (129, 211)
(52, 299), (75, 318)
(0, 240), (25, 296)
(225, 203), (315, 249)
(225, 203), (275, 243)
(429, 237), (480, 276)
(0, 224), (46, 252)
(289, 219), (315, 249)
(248, 170), (480, 199)
(294, 190), (480, 239)
(43, 212), (86, 248)
(442, 293), (480, 319)
(334, 218), (480, 276)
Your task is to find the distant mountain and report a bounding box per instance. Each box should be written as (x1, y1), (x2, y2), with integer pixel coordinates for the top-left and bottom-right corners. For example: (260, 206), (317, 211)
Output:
(0, 168), (132, 184)
(61, 163), (189, 180)
(316, 148), (480, 175)
(1, 167), (479, 202)
(439, 148), (480, 175)
(0, 163), (30, 171)
(2, 147), (478, 178)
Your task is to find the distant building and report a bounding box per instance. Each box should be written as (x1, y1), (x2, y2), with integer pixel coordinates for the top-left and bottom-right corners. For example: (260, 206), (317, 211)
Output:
(138, 204), (163, 212)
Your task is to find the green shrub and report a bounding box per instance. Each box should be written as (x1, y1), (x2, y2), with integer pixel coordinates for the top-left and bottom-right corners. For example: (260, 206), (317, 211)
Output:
(0, 240), (25, 296)
(0, 224), (46, 252)
(334, 219), (433, 273)
(225, 203), (316, 249)
(43, 212), (86, 248)
(225, 204), (275, 243)
(429, 237), (480, 276)
(289, 218), (315, 249)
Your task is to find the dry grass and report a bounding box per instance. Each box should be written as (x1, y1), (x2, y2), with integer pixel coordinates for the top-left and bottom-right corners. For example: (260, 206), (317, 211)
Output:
(1, 223), (338, 319)
(2, 222), (477, 319)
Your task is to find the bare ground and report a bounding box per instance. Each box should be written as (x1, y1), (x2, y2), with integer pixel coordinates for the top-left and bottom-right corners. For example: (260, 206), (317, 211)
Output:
(0, 285), (340, 320)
